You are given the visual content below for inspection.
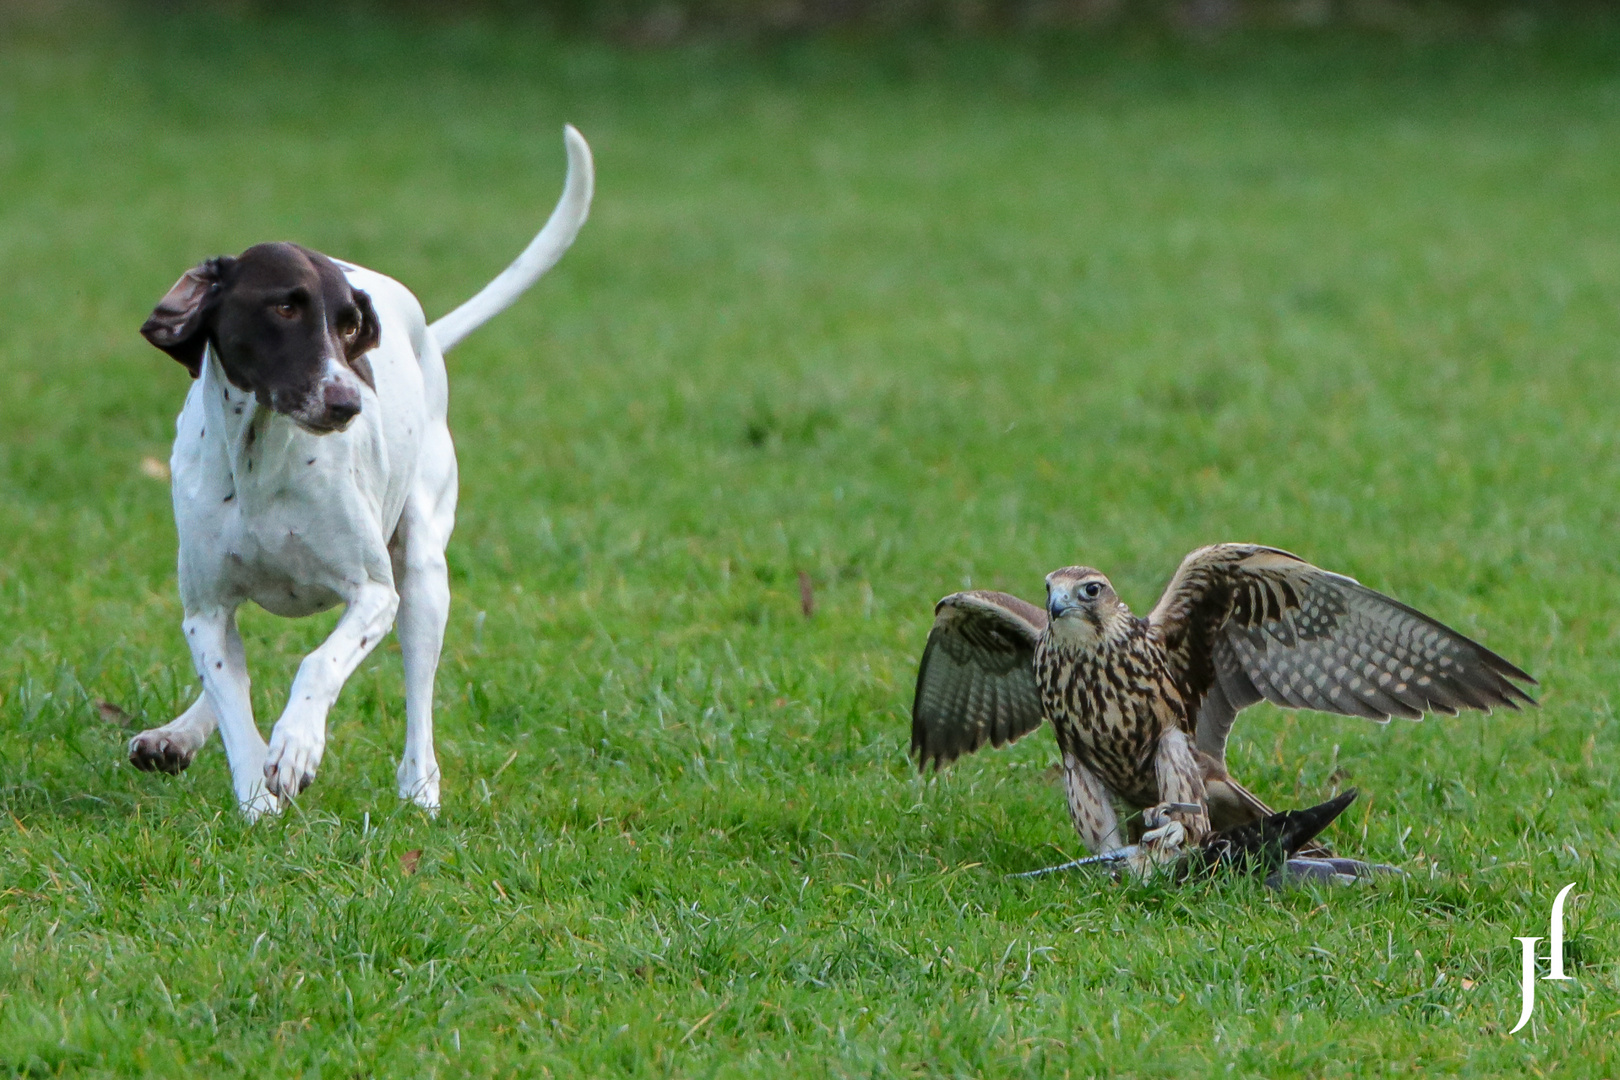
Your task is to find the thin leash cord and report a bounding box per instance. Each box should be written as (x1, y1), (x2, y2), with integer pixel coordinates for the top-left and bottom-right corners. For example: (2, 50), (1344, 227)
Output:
(1006, 849), (1134, 879)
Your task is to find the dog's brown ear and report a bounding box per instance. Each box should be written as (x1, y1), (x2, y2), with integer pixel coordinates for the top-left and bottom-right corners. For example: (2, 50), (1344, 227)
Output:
(348, 288), (380, 358)
(141, 257), (232, 377)
(344, 288), (380, 389)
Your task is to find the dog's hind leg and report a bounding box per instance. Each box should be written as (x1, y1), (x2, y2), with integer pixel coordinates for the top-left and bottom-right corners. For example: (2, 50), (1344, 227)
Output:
(129, 691), (217, 775)
(392, 481), (453, 814)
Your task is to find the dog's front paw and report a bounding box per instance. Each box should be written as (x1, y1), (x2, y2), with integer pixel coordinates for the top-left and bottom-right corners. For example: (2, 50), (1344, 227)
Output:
(237, 777), (280, 822)
(263, 722), (325, 801)
(397, 756), (441, 815)
(129, 726), (205, 774)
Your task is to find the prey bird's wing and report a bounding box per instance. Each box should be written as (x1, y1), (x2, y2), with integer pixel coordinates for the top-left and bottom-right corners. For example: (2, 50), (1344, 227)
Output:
(1149, 544), (1537, 767)
(912, 591), (1048, 770)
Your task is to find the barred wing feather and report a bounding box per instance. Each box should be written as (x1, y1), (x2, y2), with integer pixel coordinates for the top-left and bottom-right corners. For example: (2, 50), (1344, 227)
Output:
(1150, 545), (1536, 767)
(911, 591), (1048, 770)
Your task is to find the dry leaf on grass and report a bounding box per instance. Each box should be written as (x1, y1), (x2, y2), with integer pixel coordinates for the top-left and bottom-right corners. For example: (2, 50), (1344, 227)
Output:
(400, 849), (422, 875)
(139, 456), (170, 481)
(95, 701), (134, 728)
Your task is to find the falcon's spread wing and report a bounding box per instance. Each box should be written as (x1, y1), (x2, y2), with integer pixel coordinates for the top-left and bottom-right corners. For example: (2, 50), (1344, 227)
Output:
(912, 591), (1048, 770)
(1148, 544), (1536, 766)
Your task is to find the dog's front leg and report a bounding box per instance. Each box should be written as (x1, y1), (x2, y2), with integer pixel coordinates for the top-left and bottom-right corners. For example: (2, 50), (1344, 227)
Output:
(183, 607), (275, 819)
(263, 581), (398, 802)
(129, 691), (217, 775)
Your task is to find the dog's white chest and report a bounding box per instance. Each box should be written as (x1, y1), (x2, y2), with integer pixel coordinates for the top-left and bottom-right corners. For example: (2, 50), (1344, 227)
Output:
(171, 353), (420, 615)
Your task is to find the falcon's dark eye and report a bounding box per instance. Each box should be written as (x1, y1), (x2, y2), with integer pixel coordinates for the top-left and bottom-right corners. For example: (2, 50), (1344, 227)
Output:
(1082, 582), (1103, 600)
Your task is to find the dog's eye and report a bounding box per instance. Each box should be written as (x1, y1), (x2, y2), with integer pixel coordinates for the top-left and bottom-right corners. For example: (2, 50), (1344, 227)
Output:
(339, 321), (359, 339)
(273, 302), (299, 320)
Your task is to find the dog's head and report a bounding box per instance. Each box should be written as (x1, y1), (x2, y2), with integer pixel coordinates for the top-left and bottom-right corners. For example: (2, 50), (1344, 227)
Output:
(141, 243), (380, 434)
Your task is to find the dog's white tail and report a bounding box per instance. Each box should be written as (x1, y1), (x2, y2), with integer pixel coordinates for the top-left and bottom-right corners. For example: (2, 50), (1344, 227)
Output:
(429, 124), (595, 353)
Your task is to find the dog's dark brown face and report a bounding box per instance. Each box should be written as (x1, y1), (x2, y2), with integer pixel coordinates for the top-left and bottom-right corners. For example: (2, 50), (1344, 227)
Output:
(141, 243), (380, 434)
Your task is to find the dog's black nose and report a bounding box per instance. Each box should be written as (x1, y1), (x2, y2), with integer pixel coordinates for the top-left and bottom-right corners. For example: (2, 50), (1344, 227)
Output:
(324, 385), (361, 426)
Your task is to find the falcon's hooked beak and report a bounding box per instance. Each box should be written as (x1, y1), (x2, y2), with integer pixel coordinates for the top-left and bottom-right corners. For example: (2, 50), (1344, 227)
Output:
(1047, 591), (1077, 620)
(1046, 579), (1091, 620)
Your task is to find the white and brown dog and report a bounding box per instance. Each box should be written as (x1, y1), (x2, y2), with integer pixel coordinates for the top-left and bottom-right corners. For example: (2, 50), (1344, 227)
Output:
(128, 126), (593, 819)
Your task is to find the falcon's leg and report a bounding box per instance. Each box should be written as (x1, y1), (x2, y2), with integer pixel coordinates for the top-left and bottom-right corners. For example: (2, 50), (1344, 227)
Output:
(1122, 729), (1211, 877)
(1151, 728), (1211, 844)
(1061, 751), (1125, 854)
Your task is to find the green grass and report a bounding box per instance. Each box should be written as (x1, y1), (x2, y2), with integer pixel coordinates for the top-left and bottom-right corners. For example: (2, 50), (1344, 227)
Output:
(3, 6), (1619, 1075)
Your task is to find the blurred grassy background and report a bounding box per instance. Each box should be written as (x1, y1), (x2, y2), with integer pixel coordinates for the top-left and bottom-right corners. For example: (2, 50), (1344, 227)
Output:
(58, 0), (1616, 42)
(2, 3), (1618, 1076)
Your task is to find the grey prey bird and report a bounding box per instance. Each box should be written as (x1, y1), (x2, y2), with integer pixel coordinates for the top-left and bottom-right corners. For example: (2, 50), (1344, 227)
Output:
(911, 544), (1536, 876)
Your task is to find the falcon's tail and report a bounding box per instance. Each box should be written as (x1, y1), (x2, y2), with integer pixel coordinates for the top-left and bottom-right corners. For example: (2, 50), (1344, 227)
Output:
(1205, 774), (1274, 828)
(429, 125), (594, 354)
(1208, 775), (1334, 857)
(1195, 789), (1360, 876)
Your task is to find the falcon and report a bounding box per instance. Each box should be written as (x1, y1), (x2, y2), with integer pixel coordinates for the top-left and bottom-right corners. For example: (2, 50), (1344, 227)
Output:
(911, 544), (1536, 874)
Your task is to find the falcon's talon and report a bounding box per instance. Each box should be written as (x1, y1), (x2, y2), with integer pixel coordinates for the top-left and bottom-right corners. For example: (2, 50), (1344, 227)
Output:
(1125, 819), (1192, 879)
(1139, 818), (1188, 851)
(1142, 801), (1203, 831)
(911, 543), (1536, 883)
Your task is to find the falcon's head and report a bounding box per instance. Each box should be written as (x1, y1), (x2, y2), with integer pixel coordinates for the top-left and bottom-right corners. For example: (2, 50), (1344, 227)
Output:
(1044, 567), (1131, 645)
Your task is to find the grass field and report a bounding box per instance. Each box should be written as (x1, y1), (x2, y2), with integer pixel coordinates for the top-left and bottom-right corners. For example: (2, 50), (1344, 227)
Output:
(3, 5), (1619, 1075)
